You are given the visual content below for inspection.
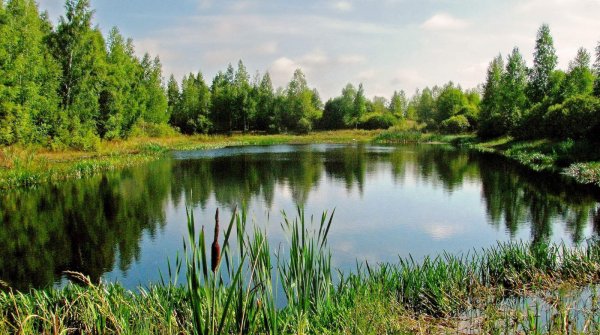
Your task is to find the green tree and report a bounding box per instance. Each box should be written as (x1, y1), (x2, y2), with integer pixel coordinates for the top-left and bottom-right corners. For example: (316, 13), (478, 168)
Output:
(416, 88), (435, 126)
(478, 55), (505, 138)
(233, 60), (255, 132)
(389, 90), (407, 119)
(99, 27), (142, 139)
(435, 82), (468, 124)
(283, 69), (320, 133)
(528, 24), (558, 104)
(50, 0), (108, 148)
(346, 83), (366, 129)
(166, 74), (180, 123)
(139, 54), (168, 125)
(500, 47), (528, 133)
(172, 72), (211, 134)
(562, 47), (594, 98)
(0, 0), (61, 145)
(594, 41), (600, 97)
(210, 64), (236, 132)
(320, 84), (355, 130)
(320, 97), (345, 130)
(255, 72), (275, 131)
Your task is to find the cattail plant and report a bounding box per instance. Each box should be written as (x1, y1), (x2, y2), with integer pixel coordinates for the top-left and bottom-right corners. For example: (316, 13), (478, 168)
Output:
(211, 208), (221, 273)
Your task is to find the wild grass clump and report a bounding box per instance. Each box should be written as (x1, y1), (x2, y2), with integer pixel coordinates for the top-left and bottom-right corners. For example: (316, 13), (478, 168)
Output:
(564, 162), (600, 186)
(373, 130), (424, 143)
(179, 206), (335, 334)
(2, 210), (600, 334)
(466, 137), (600, 180)
(0, 130), (379, 189)
(373, 129), (471, 144)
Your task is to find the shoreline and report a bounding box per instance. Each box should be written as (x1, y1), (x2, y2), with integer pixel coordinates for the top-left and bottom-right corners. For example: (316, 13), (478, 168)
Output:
(2, 237), (599, 334)
(2, 130), (599, 190)
(2, 130), (600, 190)
(0, 130), (378, 189)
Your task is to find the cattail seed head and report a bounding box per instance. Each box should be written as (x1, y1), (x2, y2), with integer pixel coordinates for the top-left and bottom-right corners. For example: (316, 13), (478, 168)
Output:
(211, 208), (221, 273)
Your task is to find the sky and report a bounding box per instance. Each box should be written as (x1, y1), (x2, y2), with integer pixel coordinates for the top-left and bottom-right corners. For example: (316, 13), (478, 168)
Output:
(37, 0), (600, 100)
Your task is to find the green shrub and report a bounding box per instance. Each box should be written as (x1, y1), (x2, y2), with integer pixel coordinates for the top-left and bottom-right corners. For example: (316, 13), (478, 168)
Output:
(543, 95), (600, 139)
(440, 115), (470, 134)
(295, 117), (312, 134)
(129, 121), (178, 138)
(359, 113), (396, 130)
(513, 102), (548, 139)
(69, 129), (101, 152)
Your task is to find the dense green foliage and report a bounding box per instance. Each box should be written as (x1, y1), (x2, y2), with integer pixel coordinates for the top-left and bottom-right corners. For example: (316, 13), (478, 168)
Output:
(0, 0), (169, 149)
(479, 24), (600, 141)
(2, 0), (599, 147)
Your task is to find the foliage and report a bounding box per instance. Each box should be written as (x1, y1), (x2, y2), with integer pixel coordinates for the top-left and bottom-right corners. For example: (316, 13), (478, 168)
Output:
(543, 95), (600, 139)
(2, 215), (600, 334)
(527, 24), (558, 104)
(1, 6), (599, 151)
(358, 112), (396, 130)
(440, 114), (470, 134)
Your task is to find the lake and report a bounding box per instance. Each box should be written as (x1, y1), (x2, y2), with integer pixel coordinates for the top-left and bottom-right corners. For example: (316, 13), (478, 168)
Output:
(1, 143), (599, 290)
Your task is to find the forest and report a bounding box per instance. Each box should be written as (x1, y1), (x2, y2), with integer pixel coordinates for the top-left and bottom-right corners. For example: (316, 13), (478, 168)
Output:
(1, 0), (600, 151)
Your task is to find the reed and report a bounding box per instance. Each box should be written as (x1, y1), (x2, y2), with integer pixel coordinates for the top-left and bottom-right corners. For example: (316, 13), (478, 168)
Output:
(1, 209), (600, 334)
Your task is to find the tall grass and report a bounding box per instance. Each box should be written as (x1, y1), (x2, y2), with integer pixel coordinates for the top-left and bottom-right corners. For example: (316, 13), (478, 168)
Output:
(373, 129), (471, 144)
(2, 209), (600, 334)
(0, 130), (378, 189)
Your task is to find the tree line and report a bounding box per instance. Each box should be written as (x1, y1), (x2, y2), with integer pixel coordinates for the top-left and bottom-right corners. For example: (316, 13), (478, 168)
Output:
(478, 24), (600, 141)
(0, 0), (168, 150)
(2, 0), (600, 150)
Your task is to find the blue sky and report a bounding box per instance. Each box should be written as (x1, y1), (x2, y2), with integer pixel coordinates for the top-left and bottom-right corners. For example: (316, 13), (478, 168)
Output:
(38, 0), (600, 100)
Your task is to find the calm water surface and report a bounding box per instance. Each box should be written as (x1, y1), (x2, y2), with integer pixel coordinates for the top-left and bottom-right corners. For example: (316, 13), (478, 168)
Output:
(1, 144), (599, 290)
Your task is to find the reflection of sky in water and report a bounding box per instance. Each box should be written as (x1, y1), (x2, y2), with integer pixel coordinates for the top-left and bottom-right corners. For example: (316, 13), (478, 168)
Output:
(102, 144), (600, 289)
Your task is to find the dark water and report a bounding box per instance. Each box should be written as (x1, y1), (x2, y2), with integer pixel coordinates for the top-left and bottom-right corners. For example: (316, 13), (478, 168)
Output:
(1, 144), (599, 290)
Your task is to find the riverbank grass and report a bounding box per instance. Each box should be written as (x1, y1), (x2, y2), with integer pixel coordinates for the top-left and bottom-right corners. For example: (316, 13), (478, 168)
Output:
(2, 209), (600, 334)
(0, 130), (378, 189)
(464, 136), (600, 186)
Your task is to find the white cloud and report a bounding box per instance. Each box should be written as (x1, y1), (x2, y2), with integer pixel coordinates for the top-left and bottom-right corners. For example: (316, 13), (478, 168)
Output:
(420, 13), (469, 31)
(424, 223), (464, 240)
(300, 49), (329, 65)
(357, 69), (377, 80)
(197, 0), (212, 9)
(269, 57), (301, 85)
(338, 54), (367, 64)
(390, 68), (427, 89)
(254, 41), (278, 55)
(229, 1), (256, 11)
(333, 1), (353, 11)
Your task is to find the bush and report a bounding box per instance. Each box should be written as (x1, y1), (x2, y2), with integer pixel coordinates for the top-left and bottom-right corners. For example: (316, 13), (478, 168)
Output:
(440, 115), (470, 134)
(391, 119), (425, 132)
(359, 113), (396, 130)
(295, 117), (312, 134)
(458, 105), (479, 129)
(543, 95), (600, 140)
(69, 129), (100, 152)
(513, 102), (548, 139)
(129, 121), (178, 138)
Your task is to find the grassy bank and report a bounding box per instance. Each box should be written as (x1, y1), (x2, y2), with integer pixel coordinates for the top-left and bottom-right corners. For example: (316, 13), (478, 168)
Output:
(2, 209), (600, 334)
(372, 129), (600, 188)
(461, 136), (600, 187)
(0, 130), (378, 189)
(372, 128), (471, 144)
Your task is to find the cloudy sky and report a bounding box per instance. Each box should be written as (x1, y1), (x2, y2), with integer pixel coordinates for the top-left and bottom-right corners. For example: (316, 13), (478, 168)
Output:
(38, 0), (600, 100)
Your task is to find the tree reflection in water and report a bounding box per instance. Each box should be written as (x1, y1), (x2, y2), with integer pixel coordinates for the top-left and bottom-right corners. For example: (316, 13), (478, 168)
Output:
(1, 144), (598, 290)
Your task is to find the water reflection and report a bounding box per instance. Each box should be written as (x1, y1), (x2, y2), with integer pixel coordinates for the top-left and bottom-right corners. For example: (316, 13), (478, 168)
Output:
(0, 165), (171, 290)
(0, 144), (598, 290)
